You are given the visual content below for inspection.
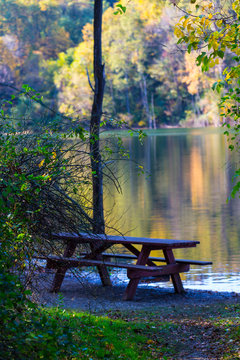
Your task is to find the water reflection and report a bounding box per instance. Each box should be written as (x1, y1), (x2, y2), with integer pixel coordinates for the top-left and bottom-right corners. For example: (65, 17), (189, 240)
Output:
(104, 129), (240, 292)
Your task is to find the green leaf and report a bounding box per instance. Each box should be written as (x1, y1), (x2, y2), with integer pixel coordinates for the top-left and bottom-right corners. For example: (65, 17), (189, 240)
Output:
(212, 82), (218, 91)
(217, 50), (224, 59)
(116, 4), (126, 13)
(114, 4), (126, 15)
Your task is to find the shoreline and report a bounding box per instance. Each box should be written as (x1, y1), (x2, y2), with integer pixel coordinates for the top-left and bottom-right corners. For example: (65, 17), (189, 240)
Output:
(34, 271), (240, 313)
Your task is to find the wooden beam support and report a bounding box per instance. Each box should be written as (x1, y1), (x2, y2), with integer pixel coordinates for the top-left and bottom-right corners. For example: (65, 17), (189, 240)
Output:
(163, 249), (185, 294)
(123, 245), (151, 301)
(90, 243), (111, 286)
(127, 263), (189, 279)
(50, 240), (77, 293)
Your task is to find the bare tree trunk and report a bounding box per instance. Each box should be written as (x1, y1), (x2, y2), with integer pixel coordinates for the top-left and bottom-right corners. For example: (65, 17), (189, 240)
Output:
(90, 0), (105, 234)
(109, 78), (116, 114)
(125, 71), (131, 114)
(151, 93), (157, 129)
(90, 0), (111, 285)
(140, 74), (152, 128)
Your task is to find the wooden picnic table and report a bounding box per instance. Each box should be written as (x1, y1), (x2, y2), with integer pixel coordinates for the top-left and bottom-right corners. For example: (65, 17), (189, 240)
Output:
(46, 233), (211, 300)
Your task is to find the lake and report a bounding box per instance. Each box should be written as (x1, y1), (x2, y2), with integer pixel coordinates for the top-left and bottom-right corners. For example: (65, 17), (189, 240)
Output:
(103, 128), (240, 292)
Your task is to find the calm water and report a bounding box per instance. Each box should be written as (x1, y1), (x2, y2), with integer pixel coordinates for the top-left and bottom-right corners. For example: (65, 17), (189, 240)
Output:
(103, 128), (240, 292)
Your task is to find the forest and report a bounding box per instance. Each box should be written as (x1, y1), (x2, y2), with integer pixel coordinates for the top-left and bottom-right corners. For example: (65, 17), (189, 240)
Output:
(0, 0), (229, 129)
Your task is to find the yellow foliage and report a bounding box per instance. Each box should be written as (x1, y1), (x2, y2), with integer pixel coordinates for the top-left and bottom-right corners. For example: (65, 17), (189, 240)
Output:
(39, 159), (45, 168)
(180, 53), (206, 95)
(133, 0), (164, 25)
(232, 0), (240, 15)
(17, 0), (61, 8)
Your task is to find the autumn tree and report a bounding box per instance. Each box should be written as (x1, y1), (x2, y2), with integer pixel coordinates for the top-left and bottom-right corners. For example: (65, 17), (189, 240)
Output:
(1, 0), (230, 128)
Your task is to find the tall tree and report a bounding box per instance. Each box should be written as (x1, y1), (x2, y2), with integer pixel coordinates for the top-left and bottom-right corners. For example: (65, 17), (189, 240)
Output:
(89, 0), (111, 285)
(90, 0), (105, 234)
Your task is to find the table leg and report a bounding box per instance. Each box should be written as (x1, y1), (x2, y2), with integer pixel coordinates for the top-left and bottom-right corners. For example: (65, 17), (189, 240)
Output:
(50, 240), (77, 292)
(163, 249), (184, 294)
(90, 243), (112, 286)
(123, 245), (151, 301)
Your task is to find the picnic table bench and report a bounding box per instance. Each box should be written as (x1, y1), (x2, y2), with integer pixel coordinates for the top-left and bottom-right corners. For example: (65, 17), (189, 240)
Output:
(44, 233), (212, 300)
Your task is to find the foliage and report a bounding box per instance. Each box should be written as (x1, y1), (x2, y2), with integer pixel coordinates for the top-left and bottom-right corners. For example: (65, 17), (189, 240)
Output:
(0, 90), (99, 300)
(50, 1), (191, 127)
(0, 296), (172, 360)
(0, 83), (146, 359)
(0, 119), (82, 358)
(0, 0), (93, 122)
(0, 265), (80, 359)
(0, 124), (92, 239)
(0, 0), (228, 128)
(0, 91), (95, 358)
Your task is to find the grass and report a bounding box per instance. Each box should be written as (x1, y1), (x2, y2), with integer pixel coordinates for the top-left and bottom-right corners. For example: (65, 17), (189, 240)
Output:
(3, 300), (240, 359)
(34, 307), (174, 359)
(105, 302), (240, 359)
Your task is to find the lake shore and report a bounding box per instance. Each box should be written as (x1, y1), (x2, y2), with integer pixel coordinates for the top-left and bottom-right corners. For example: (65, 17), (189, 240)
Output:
(35, 271), (240, 313)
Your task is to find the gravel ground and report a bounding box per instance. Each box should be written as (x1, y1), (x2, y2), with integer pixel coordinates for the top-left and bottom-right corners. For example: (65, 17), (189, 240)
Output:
(34, 270), (240, 313)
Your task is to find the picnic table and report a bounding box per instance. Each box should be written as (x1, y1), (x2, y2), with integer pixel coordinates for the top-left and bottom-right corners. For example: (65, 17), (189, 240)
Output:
(45, 233), (212, 300)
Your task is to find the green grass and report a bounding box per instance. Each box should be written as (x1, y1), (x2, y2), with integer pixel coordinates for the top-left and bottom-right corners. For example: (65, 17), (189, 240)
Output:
(106, 302), (240, 359)
(34, 307), (175, 359)
(3, 301), (240, 359)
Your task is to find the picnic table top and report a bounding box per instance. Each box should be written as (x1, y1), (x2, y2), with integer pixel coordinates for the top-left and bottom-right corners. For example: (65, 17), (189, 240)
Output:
(51, 232), (200, 249)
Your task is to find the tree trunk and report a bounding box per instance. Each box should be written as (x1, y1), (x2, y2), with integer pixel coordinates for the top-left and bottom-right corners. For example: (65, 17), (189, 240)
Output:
(125, 71), (131, 114)
(89, 0), (111, 286)
(109, 77), (116, 114)
(151, 93), (157, 129)
(90, 0), (105, 234)
(140, 75), (152, 128)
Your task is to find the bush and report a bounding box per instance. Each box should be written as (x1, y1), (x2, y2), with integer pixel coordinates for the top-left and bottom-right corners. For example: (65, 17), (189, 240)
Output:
(0, 264), (79, 360)
(0, 95), (91, 359)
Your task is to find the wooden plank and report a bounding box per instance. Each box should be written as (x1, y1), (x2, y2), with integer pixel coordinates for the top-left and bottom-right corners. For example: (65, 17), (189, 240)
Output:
(140, 275), (170, 283)
(123, 244), (156, 267)
(90, 243), (111, 286)
(96, 253), (212, 266)
(47, 256), (181, 271)
(84, 242), (113, 259)
(127, 263), (190, 279)
(50, 240), (77, 293)
(51, 232), (200, 248)
(37, 253), (212, 266)
(36, 253), (212, 266)
(163, 249), (184, 294)
(123, 245), (151, 301)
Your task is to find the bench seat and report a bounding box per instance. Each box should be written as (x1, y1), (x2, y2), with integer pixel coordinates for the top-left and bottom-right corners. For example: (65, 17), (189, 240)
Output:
(79, 252), (212, 266)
